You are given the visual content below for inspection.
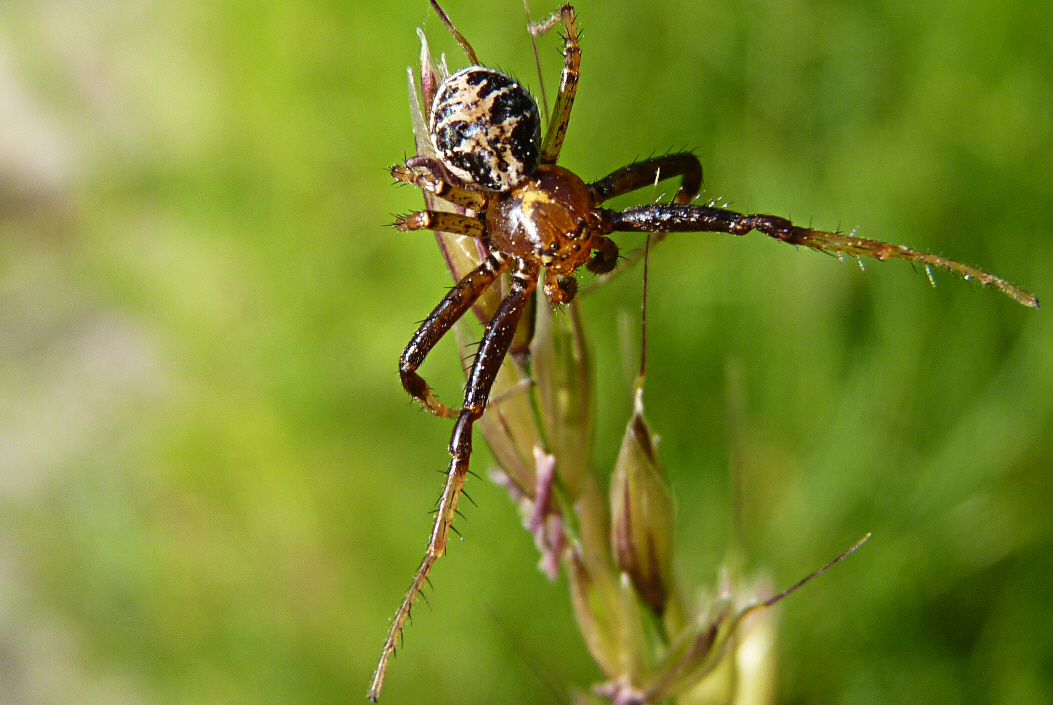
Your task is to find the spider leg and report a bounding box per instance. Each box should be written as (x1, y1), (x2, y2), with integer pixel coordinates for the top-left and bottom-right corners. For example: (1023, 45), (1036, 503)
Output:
(588, 152), (703, 206)
(401, 254), (510, 419)
(535, 4), (581, 165)
(370, 259), (541, 702)
(393, 161), (515, 341)
(393, 160), (487, 211)
(428, 0), (480, 65)
(574, 153), (704, 291)
(603, 204), (1039, 308)
(396, 211), (485, 239)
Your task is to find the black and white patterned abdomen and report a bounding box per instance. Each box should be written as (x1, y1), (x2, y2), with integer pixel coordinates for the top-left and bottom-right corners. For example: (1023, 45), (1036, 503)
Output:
(429, 67), (542, 192)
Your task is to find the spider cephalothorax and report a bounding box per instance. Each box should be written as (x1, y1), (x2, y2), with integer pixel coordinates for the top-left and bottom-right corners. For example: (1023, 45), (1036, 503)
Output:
(369, 2), (1037, 700)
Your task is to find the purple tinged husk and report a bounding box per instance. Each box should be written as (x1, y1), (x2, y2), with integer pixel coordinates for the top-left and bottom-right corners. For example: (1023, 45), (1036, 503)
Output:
(610, 387), (678, 618)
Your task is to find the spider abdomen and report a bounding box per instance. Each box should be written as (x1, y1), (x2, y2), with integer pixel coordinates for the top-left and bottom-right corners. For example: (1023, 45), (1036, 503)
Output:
(430, 67), (541, 192)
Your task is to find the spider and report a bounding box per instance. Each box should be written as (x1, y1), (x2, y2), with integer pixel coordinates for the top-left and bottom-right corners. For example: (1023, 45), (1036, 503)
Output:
(369, 2), (1037, 700)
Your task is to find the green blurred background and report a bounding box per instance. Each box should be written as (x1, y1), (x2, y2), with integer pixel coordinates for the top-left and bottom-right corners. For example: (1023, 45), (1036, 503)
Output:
(1, 0), (1050, 703)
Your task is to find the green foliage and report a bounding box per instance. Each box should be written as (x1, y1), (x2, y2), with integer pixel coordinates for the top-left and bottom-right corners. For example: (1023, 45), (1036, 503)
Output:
(0, 1), (1050, 704)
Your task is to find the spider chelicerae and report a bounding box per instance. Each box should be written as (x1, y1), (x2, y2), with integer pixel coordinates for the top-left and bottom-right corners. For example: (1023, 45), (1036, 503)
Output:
(370, 2), (1037, 700)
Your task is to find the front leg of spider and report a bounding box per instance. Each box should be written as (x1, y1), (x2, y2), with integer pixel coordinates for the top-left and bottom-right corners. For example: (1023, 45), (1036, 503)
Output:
(399, 254), (509, 419)
(371, 259), (539, 701)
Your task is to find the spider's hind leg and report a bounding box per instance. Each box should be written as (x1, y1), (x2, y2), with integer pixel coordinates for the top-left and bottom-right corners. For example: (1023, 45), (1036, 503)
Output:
(393, 158), (487, 211)
(535, 4), (581, 165)
(395, 210), (485, 239)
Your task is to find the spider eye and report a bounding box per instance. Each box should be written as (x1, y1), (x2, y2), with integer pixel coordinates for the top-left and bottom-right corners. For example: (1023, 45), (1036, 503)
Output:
(430, 67), (541, 192)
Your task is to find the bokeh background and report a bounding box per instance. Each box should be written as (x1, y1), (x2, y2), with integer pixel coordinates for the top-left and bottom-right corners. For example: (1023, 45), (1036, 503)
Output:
(1, 0), (1051, 703)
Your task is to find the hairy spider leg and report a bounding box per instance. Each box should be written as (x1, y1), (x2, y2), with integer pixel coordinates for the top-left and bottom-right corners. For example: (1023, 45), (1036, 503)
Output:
(579, 153), (705, 283)
(393, 162), (487, 211)
(370, 258), (541, 702)
(535, 4), (581, 165)
(395, 211), (485, 239)
(604, 204), (1040, 308)
(588, 152), (704, 207)
(427, 0), (480, 65)
(399, 253), (508, 420)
